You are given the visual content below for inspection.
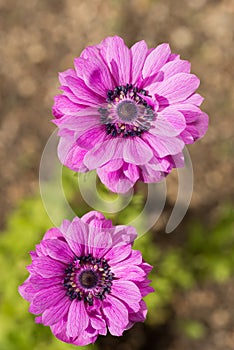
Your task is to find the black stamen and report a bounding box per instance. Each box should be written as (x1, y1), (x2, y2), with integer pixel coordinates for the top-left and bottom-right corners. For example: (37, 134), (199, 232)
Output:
(63, 254), (114, 305)
(99, 84), (156, 138)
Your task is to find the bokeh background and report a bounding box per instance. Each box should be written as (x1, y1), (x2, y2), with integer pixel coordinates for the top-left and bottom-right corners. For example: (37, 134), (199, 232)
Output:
(0, 0), (234, 349)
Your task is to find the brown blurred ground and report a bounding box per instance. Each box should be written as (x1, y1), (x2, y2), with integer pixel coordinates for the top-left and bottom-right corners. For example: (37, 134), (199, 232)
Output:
(0, 0), (234, 349)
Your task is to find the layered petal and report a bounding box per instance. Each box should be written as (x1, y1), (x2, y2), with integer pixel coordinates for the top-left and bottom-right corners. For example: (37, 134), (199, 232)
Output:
(84, 138), (123, 169)
(111, 280), (142, 312)
(101, 36), (131, 85)
(67, 300), (89, 338)
(123, 138), (154, 165)
(29, 286), (65, 314)
(142, 43), (171, 79)
(103, 295), (129, 335)
(143, 132), (184, 157)
(97, 165), (134, 194)
(131, 40), (148, 84)
(42, 298), (71, 326)
(52, 36), (208, 193)
(154, 73), (200, 105)
(19, 213), (154, 344)
(57, 136), (88, 172)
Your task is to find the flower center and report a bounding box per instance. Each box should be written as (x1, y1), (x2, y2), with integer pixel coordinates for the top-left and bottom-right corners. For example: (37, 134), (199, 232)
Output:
(98, 84), (156, 138)
(63, 254), (114, 306)
(79, 270), (98, 289)
(116, 100), (138, 122)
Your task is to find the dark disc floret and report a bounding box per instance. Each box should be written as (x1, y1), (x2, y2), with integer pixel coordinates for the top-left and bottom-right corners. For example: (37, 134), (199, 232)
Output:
(98, 84), (156, 138)
(63, 254), (115, 306)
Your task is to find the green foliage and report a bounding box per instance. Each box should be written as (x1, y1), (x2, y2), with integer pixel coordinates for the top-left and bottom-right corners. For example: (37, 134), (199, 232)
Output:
(185, 205), (234, 282)
(134, 204), (234, 326)
(179, 320), (206, 340)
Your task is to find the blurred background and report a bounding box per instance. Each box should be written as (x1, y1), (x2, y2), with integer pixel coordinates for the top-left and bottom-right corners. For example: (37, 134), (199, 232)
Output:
(0, 0), (233, 349)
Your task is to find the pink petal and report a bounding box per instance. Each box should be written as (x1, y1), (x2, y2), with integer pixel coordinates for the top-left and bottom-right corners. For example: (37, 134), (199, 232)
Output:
(29, 286), (65, 314)
(123, 138), (154, 165)
(143, 132), (184, 157)
(125, 250), (142, 265)
(140, 164), (165, 183)
(18, 278), (36, 301)
(58, 69), (77, 84)
(87, 231), (113, 258)
(77, 126), (107, 150)
(139, 284), (155, 297)
(130, 40), (148, 84)
(170, 152), (185, 167)
(103, 295), (129, 335)
(110, 225), (137, 245)
(54, 113), (100, 133)
(67, 300), (89, 338)
(182, 111), (209, 142)
(140, 261), (153, 274)
(29, 251), (38, 260)
(53, 95), (83, 116)
(167, 53), (180, 62)
(63, 75), (103, 106)
(155, 73), (200, 105)
(32, 256), (65, 278)
(30, 275), (62, 290)
(35, 242), (47, 256)
(112, 264), (146, 281)
(65, 217), (88, 256)
(50, 318), (65, 336)
(172, 103), (202, 123)
(142, 43), (171, 79)
(90, 313), (106, 331)
(185, 93), (204, 106)
(60, 85), (83, 104)
(42, 239), (74, 264)
(150, 109), (186, 137)
(123, 163), (140, 182)
(81, 211), (113, 228)
(111, 280), (142, 312)
(60, 219), (72, 234)
(57, 137), (88, 172)
(35, 316), (42, 324)
(97, 166), (134, 194)
(193, 111), (209, 139)
(99, 158), (124, 172)
(42, 298), (71, 326)
(84, 138), (123, 169)
(129, 300), (147, 323)
(101, 36), (131, 85)
(105, 244), (131, 265)
(159, 59), (191, 80)
(74, 56), (85, 77)
(43, 227), (63, 241)
(73, 333), (98, 346)
(82, 54), (114, 97)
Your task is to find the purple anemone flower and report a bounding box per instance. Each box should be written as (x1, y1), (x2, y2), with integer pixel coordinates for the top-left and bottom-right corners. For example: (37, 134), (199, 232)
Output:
(19, 211), (154, 346)
(52, 36), (208, 193)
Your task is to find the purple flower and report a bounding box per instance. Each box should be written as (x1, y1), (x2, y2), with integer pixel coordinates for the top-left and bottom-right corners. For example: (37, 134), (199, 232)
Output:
(19, 211), (154, 346)
(52, 36), (208, 193)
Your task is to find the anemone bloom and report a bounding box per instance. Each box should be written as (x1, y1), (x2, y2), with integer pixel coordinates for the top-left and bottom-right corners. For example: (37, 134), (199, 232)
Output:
(19, 212), (154, 346)
(53, 36), (208, 193)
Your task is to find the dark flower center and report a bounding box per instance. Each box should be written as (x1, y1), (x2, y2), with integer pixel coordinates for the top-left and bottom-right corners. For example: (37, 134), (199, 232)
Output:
(63, 254), (114, 306)
(98, 84), (156, 138)
(116, 100), (138, 121)
(79, 270), (98, 289)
